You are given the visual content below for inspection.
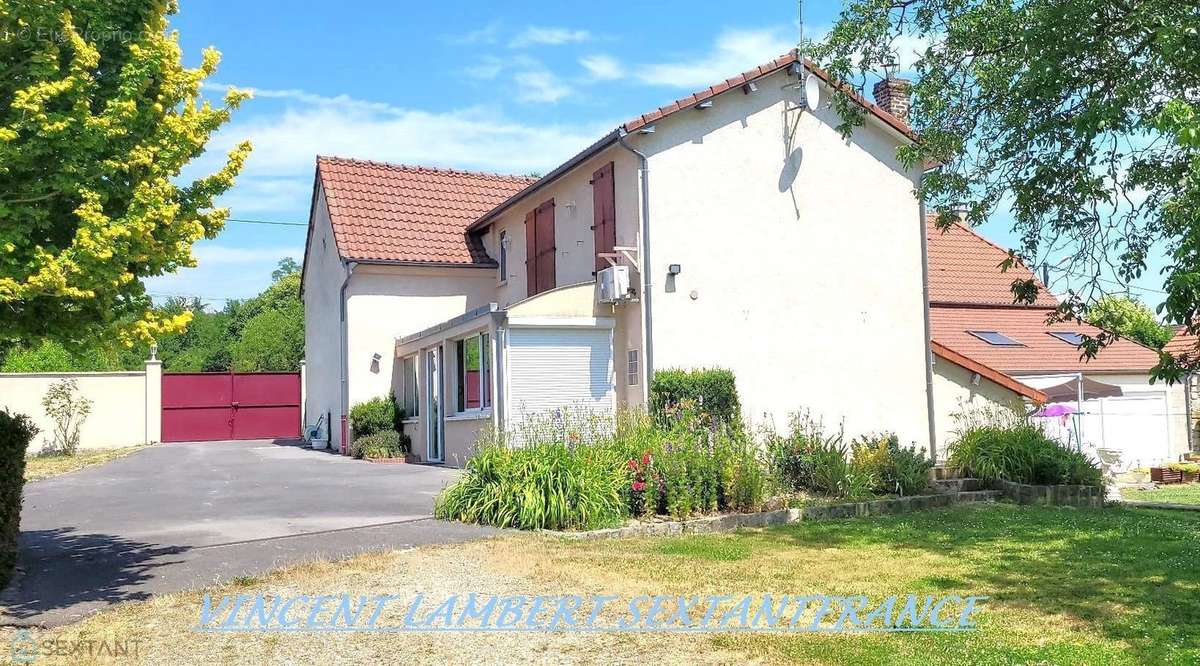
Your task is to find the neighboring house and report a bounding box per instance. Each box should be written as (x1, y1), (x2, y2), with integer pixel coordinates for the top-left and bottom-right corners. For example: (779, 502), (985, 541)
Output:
(1164, 327), (1200, 452)
(926, 219), (1189, 467)
(302, 51), (935, 464)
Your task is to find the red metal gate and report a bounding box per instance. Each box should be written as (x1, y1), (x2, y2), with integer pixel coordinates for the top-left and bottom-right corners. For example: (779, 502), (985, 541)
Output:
(161, 372), (301, 442)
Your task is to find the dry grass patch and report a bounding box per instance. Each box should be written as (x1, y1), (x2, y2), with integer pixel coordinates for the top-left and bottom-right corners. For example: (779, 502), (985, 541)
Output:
(4, 503), (1197, 664)
(24, 447), (146, 482)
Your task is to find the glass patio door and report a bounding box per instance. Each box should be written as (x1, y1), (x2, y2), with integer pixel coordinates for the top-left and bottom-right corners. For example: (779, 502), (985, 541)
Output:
(425, 347), (443, 462)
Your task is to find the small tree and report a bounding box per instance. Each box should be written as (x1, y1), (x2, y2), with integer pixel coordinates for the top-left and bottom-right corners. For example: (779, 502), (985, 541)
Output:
(1086, 295), (1174, 350)
(40, 378), (92, 455)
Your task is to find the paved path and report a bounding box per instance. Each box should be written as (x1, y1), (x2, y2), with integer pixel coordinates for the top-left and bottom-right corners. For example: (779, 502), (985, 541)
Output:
(1, 440), (497, 627)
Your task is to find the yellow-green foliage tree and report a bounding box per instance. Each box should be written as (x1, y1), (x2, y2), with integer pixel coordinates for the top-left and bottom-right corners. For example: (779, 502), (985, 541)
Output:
(0, 0), (251, 348)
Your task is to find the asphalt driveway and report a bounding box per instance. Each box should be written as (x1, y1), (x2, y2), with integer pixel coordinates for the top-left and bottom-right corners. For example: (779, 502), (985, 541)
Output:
(1, 440), (497, 627)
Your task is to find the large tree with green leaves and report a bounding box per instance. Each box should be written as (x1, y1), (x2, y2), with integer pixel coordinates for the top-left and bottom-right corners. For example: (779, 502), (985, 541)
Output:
(1086, 294), (1174, 350)
(815, 0), (1199, 379)
(0, 0), (250, 349)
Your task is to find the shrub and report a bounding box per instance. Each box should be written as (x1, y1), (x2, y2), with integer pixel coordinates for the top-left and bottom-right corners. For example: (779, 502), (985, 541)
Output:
(608, 409), (769, 519)
(351, 430), (410, 460)
(850, 433), (932, 496)
(41, 378), (91, 455)
(1168, 462), (1200, 474)
(349, 394), (399, 439)
(435, 434), (626, 531)
(0, 410), (36, 587)
(650, 368), (741, 427)
(948, 417), (1103, 487)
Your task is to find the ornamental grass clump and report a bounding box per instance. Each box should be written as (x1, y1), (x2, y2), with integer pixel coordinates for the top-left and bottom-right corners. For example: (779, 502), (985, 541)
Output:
(948, 408), (1103, 487)
(434, 414), (626, 531)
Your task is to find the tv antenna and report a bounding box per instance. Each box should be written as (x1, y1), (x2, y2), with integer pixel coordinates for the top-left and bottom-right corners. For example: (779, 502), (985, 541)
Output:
(792, 0), (820, 112)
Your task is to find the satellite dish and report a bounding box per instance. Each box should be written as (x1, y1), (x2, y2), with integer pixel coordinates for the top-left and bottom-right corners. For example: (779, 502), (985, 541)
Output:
(803, 74), (820, 111)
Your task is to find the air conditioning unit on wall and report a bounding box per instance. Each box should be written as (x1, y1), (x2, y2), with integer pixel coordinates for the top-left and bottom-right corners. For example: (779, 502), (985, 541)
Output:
(597, 265), (633, 303)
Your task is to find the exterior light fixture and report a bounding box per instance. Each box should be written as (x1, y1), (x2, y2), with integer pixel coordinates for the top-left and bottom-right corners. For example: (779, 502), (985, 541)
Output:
(668, 264), (682, 275)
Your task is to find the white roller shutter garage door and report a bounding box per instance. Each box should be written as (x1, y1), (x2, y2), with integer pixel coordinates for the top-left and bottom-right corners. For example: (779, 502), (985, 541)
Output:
(507, 327), (616, 425)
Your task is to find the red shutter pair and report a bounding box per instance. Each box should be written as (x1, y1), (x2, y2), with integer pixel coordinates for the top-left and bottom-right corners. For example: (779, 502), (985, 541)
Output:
(525, 199), (556, 297)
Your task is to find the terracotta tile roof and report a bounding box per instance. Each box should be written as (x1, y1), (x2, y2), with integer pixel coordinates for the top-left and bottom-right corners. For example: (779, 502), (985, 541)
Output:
(316, 156), (535, 265)
(1165, 327), (1198, 358)
(930, 306), (1160, 374)
(930, 341), (1047, 402)
(927, 217), (1058, 307)
(622, 52), (919, 144)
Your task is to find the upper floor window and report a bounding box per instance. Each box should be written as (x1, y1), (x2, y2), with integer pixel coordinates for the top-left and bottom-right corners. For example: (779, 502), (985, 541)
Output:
(498, 230), (508, 283)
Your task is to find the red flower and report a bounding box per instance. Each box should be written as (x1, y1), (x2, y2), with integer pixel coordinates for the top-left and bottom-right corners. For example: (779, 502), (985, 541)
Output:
(627, 459), (638, 471)
(632, 481), (645, 492)
(641, 452), (652, 466)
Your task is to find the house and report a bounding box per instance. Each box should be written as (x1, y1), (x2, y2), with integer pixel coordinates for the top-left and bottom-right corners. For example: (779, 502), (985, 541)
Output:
(926, 218), (1190, 467)
(301, 51), (937, 464)
(1164, 327), (1200, 451)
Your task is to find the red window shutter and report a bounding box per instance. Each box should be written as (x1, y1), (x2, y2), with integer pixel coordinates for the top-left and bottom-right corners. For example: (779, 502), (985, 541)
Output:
(592, 162), (615, 272)
(524, 209), (537, 296)
(534, 199), (556, 294)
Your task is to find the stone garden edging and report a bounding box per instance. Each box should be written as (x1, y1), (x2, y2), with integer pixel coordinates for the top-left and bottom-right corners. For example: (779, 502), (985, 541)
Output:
(990, 479), (1104, 508)
(552, 490), (1002, 540)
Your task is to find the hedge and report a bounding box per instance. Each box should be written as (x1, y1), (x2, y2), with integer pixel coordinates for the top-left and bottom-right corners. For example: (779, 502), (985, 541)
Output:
(649, 368), (741, 426)
(0, 410), (36, 588)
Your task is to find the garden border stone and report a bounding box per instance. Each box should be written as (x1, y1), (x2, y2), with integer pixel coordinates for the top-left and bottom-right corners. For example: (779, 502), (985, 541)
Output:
(552, 490), (1002, 540)
(990, 479), (1103, 508)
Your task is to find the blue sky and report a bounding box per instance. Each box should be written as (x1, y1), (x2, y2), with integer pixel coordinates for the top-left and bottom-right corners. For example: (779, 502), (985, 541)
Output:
(149, 0), (1170, 311)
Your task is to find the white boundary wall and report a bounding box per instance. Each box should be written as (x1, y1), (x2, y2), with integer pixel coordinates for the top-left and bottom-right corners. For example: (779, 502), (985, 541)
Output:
(0, 360), (160, 454)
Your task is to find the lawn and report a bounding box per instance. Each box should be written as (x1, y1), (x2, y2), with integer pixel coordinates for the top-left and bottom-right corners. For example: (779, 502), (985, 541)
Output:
(9, 503), (1199, 664)
(1121, 483), (1200, 505)
(24, 447), (145, 482)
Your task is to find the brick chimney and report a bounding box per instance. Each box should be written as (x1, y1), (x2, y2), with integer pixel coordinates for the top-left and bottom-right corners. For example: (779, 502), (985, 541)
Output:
(873, 75), (911, 120)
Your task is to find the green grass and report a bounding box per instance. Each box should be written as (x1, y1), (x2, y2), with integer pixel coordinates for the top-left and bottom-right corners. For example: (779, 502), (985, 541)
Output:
(24, 447), (145, 482)
(540, 503), (1200, 664)
(1122, 483), (1200, 505)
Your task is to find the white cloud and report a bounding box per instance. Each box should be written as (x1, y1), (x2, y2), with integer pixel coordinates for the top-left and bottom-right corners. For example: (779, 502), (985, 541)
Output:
(580, 54), (623, 81)
(444, 22), (502, 46)
(514, 70), (571, 103)
(197, 88), (606, 185)
(635, 28), (793, 89)
(144, 242), (302, 304)
(509, 26), (591, 48)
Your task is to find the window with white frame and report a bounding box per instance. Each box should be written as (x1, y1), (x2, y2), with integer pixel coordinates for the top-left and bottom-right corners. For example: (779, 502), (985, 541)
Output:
(455, 332), (491, 412)
(627, 349), (639, 386)
(401, 354), (419, 417)
(498, 230), (508, 283)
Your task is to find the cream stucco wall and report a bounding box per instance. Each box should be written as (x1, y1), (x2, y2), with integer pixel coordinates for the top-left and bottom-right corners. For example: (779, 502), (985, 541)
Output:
(302, 185), (346, 446)
(626, 67), (931, 445)
(346, 265), (495, 416)
(0, 372), (151, 453)
(482, 144), (645, 407)
(931, 359), (1027, 460)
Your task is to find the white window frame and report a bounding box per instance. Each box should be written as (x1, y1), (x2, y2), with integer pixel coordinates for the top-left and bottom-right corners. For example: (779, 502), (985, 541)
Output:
(454, 331), (492, 415)
(627, 349), (639, 386)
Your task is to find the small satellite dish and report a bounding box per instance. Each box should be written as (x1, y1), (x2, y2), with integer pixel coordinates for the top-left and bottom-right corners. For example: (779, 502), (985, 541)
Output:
(803, 74), (820, 111)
